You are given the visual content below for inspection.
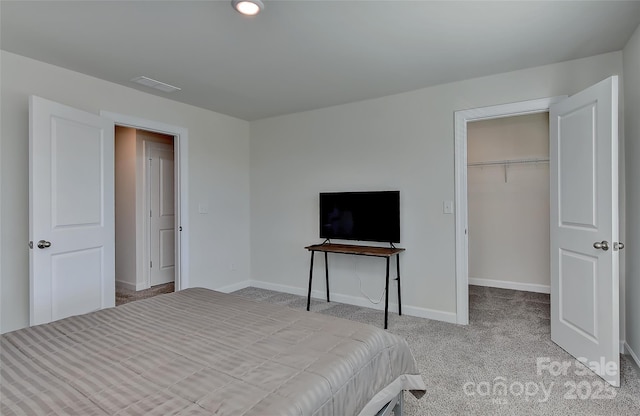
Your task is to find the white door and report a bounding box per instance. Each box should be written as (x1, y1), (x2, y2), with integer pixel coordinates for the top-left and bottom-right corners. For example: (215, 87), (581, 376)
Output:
(550, 76), (619, 386)
(147, 142), (175, 286)
(29, 96), (115, 326)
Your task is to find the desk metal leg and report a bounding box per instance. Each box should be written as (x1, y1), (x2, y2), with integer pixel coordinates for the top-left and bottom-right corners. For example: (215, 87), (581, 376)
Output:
(396, 254), (402, 316)
(307, 251), (315, 311)
(385, 257), (390, 329)
(325, 252), (330, 303)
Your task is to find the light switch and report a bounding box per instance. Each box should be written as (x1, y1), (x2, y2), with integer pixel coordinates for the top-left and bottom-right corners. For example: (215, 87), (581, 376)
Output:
(443, 201), (454, 214)
(198, 203), (208, 214)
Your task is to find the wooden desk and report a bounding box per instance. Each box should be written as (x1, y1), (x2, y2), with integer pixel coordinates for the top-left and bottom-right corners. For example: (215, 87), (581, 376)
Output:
(304, 243), (405, 329)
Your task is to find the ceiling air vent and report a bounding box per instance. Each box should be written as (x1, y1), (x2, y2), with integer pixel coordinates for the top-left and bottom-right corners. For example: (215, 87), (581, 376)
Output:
(131, 76), (181, 93)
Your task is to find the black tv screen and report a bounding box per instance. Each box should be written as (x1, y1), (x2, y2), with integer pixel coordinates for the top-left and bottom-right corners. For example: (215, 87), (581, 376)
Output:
(319, 191), (400, 243)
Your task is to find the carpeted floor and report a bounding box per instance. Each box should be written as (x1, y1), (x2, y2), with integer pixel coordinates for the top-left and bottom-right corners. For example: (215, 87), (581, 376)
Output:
(233, 285), (640, 416)
(115, 282), (174, 306)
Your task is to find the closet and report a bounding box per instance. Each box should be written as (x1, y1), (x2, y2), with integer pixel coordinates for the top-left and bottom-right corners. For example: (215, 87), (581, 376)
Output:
(467, 112), (550, 293)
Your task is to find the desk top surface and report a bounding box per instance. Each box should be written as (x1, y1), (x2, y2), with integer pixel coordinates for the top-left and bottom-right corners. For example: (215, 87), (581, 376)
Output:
(305, 243), (405, 257)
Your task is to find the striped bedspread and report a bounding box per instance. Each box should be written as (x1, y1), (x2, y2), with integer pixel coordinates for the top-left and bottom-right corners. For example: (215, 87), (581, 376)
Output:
(1, 288), (425, 415)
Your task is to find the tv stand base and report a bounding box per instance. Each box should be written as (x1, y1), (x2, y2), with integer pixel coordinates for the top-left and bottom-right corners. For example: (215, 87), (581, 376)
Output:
(304, 243), (405, 329)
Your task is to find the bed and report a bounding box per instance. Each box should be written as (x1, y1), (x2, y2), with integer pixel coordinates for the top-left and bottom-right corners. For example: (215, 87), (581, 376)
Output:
(1, 288), (425, 415)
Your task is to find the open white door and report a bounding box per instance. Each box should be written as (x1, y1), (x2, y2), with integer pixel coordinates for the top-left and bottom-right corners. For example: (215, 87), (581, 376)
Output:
(550, 76), (619, 386)
(29, 96), (115, 326)
(147, 141), (175, 287)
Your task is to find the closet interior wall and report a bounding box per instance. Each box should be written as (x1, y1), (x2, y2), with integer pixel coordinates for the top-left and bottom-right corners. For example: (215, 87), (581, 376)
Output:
(467, 112), (551, 292)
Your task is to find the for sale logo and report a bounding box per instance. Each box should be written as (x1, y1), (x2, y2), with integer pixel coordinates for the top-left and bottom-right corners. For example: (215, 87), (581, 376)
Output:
(462, 357), (617, 405)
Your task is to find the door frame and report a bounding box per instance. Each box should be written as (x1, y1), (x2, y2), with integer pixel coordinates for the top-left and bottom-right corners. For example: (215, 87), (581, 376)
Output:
(102, 111), (189, 291)
(453, 97), (564, 325)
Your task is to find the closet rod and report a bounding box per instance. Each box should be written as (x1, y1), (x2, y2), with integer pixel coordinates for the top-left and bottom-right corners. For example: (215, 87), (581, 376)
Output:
(467, 157), (549, 167)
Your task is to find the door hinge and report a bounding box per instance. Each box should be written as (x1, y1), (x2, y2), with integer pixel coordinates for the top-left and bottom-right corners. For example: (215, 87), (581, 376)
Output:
(150, 210), (152, 217)
(150, 261), (153, 268)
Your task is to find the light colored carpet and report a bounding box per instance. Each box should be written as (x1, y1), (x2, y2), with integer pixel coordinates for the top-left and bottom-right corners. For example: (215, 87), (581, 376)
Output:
(233, 285), (640, 416)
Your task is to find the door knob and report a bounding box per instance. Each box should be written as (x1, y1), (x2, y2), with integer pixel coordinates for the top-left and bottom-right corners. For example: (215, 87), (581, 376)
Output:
(593, 240), (609, 251)
(37, 240), (52, 249)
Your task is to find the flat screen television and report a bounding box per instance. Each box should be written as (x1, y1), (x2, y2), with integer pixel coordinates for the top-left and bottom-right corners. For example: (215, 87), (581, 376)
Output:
(319, 191), (400, 243)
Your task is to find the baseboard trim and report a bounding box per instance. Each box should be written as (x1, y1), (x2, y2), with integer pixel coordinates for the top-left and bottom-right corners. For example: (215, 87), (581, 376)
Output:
(469, 277), (550, 294)
(249, 280), (457, 324)
(401, 304), (457, 324)
(216, 280), (251, 293)
(625, 342), (640, 368)
(249, 280), (307, 297)
(115, 280), (137, 292)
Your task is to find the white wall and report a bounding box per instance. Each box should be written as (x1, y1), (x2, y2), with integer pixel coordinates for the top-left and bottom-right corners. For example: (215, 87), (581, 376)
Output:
(250, 52), (623, 322)
(0, 51), (251, 333)
(623, 24), (640, 363)
(115, 126), (138, 290)
(467, 113), (550, 292)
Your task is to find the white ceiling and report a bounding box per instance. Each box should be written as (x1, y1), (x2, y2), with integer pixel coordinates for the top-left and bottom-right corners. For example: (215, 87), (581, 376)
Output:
(2, 1), (639, 121)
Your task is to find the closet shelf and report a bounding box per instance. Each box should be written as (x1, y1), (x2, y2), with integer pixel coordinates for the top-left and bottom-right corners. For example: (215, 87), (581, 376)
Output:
(467, 157), (549, 167)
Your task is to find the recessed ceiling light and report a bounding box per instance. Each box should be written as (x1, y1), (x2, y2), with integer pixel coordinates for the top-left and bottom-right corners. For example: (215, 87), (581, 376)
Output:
(131, 76), (181, 93)
(232, 0), (264, 16)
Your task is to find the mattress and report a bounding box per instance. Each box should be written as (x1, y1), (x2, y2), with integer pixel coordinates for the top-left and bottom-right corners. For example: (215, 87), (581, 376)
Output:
(1, 288), (425, 415)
